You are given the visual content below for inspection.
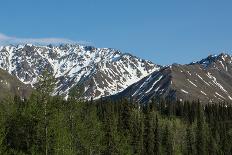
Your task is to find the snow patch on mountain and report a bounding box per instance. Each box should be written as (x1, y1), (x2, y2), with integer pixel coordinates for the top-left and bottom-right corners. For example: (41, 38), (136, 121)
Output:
(0, 44), (160, 99)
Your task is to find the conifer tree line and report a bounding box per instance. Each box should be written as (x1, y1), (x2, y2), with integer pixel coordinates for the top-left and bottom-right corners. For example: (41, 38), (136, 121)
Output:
(0, 72), (231, 154)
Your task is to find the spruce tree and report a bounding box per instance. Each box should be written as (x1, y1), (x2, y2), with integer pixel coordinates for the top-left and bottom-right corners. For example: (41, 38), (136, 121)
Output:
(102, 104), (119, 155)
(184, 126), (194, 155)
(154, 115), (161, 155)
(143, 107), (155, 155)
(130, 107), (144, 155)
(35, 70), (56, 155)
(206, 129), (217, 155)
(162, 124), (173, 155)
(118, 99), (132, 136)
(74, 102), (104, 154)
(195, 102), (206, 155)
(51, 101), (75, 155)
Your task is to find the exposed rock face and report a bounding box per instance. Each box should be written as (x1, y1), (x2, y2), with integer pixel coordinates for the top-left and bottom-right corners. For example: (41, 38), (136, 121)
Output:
(116, 53), (232, 103)
(0, 44), (160, 99)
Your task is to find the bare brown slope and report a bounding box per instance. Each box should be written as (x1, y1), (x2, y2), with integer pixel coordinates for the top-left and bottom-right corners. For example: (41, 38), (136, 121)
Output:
(0, 69), (32, 99)
(115, 53), (232, 104)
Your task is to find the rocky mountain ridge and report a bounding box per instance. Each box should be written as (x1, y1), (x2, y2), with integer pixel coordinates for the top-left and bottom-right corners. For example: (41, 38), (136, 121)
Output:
(0, 44), (160, 99)
(1, 43), (232, 103)
(115, 53), (232, 103)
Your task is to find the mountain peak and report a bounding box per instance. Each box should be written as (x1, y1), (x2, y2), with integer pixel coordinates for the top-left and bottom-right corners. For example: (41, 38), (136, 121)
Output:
(190, 53), (231, 68)
(217, 52), (231, 61)
(0, 44), (160, 100)
(116, 53), (232, 103)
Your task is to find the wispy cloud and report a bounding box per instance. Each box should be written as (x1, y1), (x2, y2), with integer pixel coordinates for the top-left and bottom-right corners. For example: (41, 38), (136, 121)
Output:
(0, 33), (91, 46)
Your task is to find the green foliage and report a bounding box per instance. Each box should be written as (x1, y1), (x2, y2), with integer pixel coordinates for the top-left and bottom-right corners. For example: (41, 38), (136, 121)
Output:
(195, 103), (206, 155)
(4, 113), (37, 154)
(162, 124), (174, 155)
(154, 115), (161, 155)
(68, 83), (85, 101)
(0, 90), (231, 154)
(184, 126), (194, 155)
(35, 70), (56, 96)
(74, 103), (104, 154)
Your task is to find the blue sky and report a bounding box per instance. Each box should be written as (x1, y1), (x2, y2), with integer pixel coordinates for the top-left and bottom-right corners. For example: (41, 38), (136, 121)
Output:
(0, 0), (232, 65)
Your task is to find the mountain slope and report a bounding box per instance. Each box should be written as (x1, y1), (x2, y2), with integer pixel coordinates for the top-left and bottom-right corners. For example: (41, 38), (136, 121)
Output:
(0, 68), (31, 99)
(116, 53), (232, 103)
(0, 44), (160, 99)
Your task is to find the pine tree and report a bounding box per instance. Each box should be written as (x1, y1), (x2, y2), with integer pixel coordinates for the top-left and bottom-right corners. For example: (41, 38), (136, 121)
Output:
(0, 101), (6, 154)
(35, 70), (56, 155)
(102, 104), (118, 155)
(154, 115), (161, 155)
(74, 102), (104, 154)
(118, 99), (132, 137)
(4, 109), (37, 154)
(206, 129), (217, 155)
(195, 102), (206, 155)
(142, 107), (148, 154)
(130, 107), (144, 155)
(162, 124), (173, 155)
(68, 83), (84, 101)
(143, 108), (155, 155)
(220, 124), (232, 155)
(184, 126), (194, 155)
(52, 105), (74, 155)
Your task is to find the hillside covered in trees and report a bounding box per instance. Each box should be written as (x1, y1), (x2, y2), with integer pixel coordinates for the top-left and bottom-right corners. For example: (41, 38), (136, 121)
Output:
(0, 72), (231, 155)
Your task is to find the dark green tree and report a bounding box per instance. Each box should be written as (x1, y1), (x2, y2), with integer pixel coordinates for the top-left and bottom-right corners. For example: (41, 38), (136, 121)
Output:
(154, 115), (161, 155)
(162, 125), (173, 155)
(143, 108), (155, 155)
(68, 83), (85, 101)
(184, 126), (194, 155)
(35, 70), (56, 155)
(195, 102), (206, 155)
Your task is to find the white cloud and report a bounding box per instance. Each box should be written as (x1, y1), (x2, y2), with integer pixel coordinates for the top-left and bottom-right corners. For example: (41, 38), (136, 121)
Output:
(0, 33), (11, 40)
(0, 33), (91, 45)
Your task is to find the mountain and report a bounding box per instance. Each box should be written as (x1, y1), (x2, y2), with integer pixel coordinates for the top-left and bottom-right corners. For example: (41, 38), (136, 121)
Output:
(0, 68), (31, 99)
(115, 53), (232, 103)
(0, 44), (160, 99)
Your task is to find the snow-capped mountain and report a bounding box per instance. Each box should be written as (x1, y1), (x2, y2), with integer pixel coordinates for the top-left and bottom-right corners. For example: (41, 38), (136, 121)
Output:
(0, 44), (160, 99)
(115, 53), (232, 103)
